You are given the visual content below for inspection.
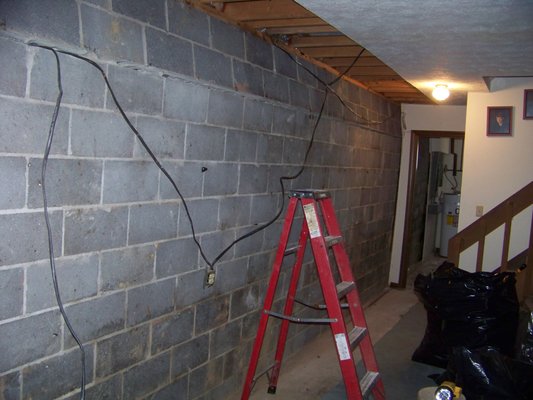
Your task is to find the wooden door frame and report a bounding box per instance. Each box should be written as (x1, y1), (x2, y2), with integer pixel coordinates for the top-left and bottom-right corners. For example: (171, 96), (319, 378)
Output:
(395, 130), (465, 288)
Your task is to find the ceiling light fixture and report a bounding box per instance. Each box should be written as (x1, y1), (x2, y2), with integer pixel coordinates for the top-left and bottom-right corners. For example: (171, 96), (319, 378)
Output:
(432, 84), (450, 101)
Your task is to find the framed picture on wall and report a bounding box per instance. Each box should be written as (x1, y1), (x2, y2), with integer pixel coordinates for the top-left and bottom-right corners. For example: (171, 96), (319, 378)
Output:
(524, 89), (533, 119)
(487, 106), (513, 136)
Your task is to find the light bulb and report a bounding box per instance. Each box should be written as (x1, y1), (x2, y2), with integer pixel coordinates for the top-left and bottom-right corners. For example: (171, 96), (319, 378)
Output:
(432, 84), (450, 101)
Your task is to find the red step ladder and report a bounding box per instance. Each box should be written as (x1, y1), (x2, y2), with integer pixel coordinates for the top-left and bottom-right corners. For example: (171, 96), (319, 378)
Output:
(241, 190), (385, 400)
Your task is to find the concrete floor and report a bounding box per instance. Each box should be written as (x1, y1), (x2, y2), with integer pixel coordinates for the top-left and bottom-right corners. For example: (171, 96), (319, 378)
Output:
(245, 255), (445, 400)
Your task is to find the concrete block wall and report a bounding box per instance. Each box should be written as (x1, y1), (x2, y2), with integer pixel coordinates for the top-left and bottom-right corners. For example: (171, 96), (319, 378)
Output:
(0, 1), (402, 399)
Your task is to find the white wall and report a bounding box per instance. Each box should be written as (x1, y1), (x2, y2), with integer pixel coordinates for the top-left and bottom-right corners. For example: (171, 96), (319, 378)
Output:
(389, 104), (466, 284)
(459, 77), (533, 270)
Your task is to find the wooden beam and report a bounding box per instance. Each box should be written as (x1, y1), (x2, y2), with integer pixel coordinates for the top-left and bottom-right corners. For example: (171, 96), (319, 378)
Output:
(302, 46), (365, 58)
(345, 66), (399, 76)
(246, 17), (326, 29)
(290, 35), (356, 48)
(222, 0), (313, 21)
(321, 56), (385, 68)
(264, 25), (338, 35)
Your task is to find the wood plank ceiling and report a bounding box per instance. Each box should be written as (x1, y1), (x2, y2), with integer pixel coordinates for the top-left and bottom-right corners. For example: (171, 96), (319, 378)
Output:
(187, 0), (432, 104)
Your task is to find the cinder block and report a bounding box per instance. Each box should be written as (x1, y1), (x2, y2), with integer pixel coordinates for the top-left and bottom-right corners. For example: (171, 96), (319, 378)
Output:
(239, 164), (268, 194)
(151, 308), (194, 354)
(146, 28), (194, 77)
(219, 196), (251, 230)
(102, 160), (159, 204)
(244, 33), (273, 70)
(194, 294), (229, 334)
(194, 45), (233, 89)
(297, 61), (319, 87)
(230, 284), (262, 319)
(171, 335), (209, 378)
(282, 137), (307, 165)
(225, 129), (257, 162)
(31, 49), (105, 108)
(0, 36), (27, 97)
(178, 198), (218, 236)
(126, 278), (175, 326)
(0, 0), (79, 46)
(273, 47), (297, 79)
(289, 80), (310, 110)
(164, 78), (208, 123)
(0, 268), (23, 320)
(247, 252), (273, 283)
(207, 90), (244, 129)
(64, 207), (128, 255)
(0, 310), (61, 373)
(272, 106), (296, 136)
(159, 161), (204, 200)
(81, 4), (143, 63)
(26, 254), (99, 313)
(234, 225), (265, 258)
(243, 99), (273, 133)
(100, 245), (155, 291)
(202, 163), (238, 196)
(210, 18), (244, 59)
(155, 238), (198, 278)
(112, 0), (166, 29)
(106, 65), (163, 115)
(123, 352), (171, 399)
(134, 117), (186, 160)
(0, 97), (69, 155)
(233, 60), (264, 96)
(199, 230), (236, 263)
(0, 370), (20, 400)
(63, 374), (122, 400)
(256, 133), (283, 164)
(175, 270), (215, 309)
(212, 258), (247, 294)
(211, 319), (241, 358)
(263, 71), (289, 103)
(188, 356), (224, 399)
(148, 376), (188, 400)
(0, 157), (26, 209)
(128, 203), (178, 245)
(0, 211), (62, 267)
(168, 1), (210, 46)
(96, 325), (149, 377)
(186, 124), (225, 161)
(71, 109), (134, 158)
(28, 158), (102, 208)
(22, 346), (94, 400)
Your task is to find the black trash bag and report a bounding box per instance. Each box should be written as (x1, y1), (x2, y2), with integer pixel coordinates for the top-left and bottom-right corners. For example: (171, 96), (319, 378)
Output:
(518, 311), (533, 365)
(433, 346), (533, 400)
(412, 261), (519, 368)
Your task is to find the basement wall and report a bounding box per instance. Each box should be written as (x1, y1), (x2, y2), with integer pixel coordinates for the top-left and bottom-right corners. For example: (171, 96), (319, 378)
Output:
(0, 1), (402, 399)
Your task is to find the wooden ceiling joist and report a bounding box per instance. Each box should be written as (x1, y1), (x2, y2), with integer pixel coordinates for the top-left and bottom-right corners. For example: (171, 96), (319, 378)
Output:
(187, 0), (431, 104)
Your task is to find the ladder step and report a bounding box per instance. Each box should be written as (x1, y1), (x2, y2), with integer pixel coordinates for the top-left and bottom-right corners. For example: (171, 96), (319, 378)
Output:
(348, 326), (367, 350)
(325, 235), (343, 247)
(360, 371), (380, 398)
(265, 310), (337, 324)
(336, 281), (355, 298)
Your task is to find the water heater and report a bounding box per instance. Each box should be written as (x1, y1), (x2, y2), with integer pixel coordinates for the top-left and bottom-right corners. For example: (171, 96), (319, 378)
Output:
(440, 193), (460, 257)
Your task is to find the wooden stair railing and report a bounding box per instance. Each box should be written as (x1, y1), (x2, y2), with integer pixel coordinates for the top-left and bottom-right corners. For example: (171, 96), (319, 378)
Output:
(448, 181), (533, 302)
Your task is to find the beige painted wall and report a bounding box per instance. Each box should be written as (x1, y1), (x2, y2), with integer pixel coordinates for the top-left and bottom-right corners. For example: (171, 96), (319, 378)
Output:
(389, 104), (466, 284)
(459, 77), (533, 270)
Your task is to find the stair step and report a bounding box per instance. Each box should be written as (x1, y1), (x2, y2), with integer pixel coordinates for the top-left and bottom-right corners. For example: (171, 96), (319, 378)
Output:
(325, 235), (343, 247)
(360, 371), (380, 398)
(336, 281), (355, 298)
(348, 326), (367, 350)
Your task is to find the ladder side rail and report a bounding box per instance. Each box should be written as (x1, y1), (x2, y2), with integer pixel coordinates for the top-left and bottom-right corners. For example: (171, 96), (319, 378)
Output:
(268, 219), (310, 393)
(241, 197), (299, 400)
(301, 198), (364, 400)
(319, 198), (385, 400)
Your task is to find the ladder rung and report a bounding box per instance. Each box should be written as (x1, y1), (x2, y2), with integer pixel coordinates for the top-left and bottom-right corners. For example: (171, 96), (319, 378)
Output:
(284, 245), (300, 256)
(264, 310), (337, 324)
(294, 298), (349, 310)
(252, 362), (276, 385)
(360, 371), (380, 398)
(336, 281), (355, 298)
(348, 326), (367, 350)
(325, 235), (343, 247)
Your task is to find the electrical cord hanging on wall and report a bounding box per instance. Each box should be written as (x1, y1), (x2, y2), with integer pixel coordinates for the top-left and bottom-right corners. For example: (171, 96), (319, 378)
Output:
(37, 45), (87, 400)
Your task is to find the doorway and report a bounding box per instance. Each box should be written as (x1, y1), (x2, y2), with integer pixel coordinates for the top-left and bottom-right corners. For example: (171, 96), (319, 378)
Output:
(397, 130), (465, 288)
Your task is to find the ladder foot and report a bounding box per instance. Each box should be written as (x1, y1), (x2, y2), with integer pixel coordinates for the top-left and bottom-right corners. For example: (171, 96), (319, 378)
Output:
(267, 386), (277, 394)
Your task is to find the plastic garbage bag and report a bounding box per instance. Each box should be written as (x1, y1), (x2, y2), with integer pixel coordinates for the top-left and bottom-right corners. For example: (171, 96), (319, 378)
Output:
(412, 261), (519, 368)
(433, 346), (533, 400)
(518, 311), (533, 364)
